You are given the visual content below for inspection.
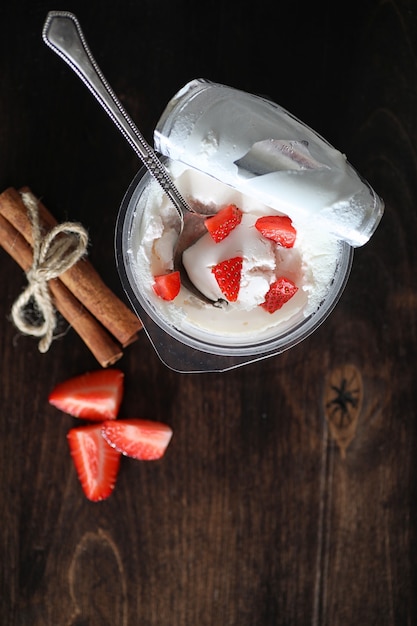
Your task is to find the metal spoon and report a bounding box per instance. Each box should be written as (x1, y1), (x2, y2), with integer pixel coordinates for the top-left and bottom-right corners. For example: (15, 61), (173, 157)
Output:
(42, 11), (216, 304)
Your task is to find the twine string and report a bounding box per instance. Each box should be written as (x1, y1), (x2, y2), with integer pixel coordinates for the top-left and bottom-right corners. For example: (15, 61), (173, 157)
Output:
(11, 192), (89, 353)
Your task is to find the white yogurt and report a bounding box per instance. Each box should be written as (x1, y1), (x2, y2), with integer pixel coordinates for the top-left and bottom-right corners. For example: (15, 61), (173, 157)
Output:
(128, 162), (342, 345)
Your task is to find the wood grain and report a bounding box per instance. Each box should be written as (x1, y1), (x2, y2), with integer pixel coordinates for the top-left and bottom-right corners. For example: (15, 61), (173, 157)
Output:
(0, 1), (416, 625)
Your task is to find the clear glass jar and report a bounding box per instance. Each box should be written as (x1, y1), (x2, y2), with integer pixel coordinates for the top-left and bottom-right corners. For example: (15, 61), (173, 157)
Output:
(115, 80), (382, 373)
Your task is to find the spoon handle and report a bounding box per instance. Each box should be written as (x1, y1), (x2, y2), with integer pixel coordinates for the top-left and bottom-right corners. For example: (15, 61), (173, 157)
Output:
(42, 11), (191, 217)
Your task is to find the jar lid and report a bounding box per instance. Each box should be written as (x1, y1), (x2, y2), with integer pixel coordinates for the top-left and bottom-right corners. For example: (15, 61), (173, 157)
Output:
(154, 79), (384, 247)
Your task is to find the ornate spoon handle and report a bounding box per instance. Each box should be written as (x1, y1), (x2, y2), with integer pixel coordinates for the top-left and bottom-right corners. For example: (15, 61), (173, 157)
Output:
(42, 11), (192, 218)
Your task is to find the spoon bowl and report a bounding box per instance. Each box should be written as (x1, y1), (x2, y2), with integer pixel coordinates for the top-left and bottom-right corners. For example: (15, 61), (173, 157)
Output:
(172, 202), (224, 305)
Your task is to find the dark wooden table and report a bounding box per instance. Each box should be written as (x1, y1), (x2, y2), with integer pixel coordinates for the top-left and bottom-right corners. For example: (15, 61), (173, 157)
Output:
(1, 1), (416, 624)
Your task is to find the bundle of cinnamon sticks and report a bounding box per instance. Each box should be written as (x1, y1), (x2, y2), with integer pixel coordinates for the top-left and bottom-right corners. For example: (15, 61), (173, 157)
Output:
(0, 187), (142, 367)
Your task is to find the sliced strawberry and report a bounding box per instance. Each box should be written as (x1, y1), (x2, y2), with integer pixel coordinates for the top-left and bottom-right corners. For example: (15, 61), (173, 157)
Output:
(204, 204), (243, 243)
(48, 369), (124, 420)
(211, 256), (243, 302)
(67, 424), (121, 501)
(261, 277), (298, 313)
(152, 271), (181, 301)
(101, 419), (173, 461)
(255, 215), (297, 248)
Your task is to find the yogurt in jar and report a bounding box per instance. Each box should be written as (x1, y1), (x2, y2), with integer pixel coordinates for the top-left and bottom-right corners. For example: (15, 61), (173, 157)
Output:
(127, 161), (345, 347)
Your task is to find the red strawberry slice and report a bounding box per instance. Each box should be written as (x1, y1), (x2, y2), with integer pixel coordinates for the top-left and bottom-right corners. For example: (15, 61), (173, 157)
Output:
(261, 277), (298, 313)
(211, 256), (243, 302)
(153, 271), (181, 301)
(48, 369), (124, 420)
(205, 204), (243, 243)
(101, 419), (173, 461)
(67, 424), (121, 501)
(255, 215), (297, 248)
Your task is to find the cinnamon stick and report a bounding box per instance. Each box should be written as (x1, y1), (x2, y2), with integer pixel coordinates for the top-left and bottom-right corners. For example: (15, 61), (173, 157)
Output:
(0, 187), (142, 347)
(0, 213), (123, 367)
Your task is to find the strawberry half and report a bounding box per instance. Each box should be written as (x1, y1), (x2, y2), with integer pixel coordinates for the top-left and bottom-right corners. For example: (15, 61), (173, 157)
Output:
(255, 215), (297, 248)
(261, 277), (298, 313)
(67, 424), (121, 501)
(205, 204), (243, 243)
(153, 271), (181, 301)
(211, 256), (243, 302)
(101, 419), (173, 461)
(48, 369), (124, 420)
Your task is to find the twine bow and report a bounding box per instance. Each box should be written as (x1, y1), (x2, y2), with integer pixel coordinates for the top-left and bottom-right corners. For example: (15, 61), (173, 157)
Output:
(11, 192), (89, 353)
